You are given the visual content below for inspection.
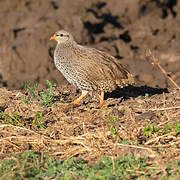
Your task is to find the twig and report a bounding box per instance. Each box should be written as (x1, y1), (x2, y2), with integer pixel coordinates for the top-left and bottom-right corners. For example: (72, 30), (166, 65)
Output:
(134, 106), (180, 112)
(163, 93), (170, 121)
(111, 157), (115, 175)
(0, 124), (48, 138)
(146, 49), (180, 90)
(117, 143), (156, 157)
(144, 132), (175, 145)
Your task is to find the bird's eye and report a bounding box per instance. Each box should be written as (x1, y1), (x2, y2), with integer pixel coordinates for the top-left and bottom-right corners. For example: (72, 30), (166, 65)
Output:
(56, 34), (63, 37)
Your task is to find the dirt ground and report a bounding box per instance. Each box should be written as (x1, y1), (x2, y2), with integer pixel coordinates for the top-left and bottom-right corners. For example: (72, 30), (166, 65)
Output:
(0, 86), (179, 173)
(0, 0), (180, 178)
(0, 0), (180, 89)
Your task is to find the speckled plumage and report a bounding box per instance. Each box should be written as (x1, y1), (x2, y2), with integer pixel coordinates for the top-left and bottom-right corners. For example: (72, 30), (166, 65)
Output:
(52, 30), (133, 92)
(50, 30), (134, 107)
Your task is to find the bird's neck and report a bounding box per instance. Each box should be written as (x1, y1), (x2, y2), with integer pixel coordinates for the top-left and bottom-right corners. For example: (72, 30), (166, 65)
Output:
(57, 40), (77, 49)
(55, 41), (77, 62)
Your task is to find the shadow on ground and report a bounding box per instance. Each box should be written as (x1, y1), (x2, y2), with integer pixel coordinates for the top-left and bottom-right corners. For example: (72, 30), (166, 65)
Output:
(105, 85), (169, 100)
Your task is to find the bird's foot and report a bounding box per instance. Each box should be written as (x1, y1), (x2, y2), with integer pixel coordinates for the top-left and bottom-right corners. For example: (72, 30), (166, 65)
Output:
(99, 101), (104, 109)
(73, 99), (80, 106)
(73, 90), (89, 107)
(99, 91), (104, 109)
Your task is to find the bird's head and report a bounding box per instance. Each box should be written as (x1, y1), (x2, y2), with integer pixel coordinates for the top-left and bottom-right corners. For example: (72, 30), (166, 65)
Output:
(50, 30), (74, 44)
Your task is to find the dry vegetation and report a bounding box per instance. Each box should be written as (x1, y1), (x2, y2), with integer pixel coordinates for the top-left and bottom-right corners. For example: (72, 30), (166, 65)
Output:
(0, 77), (179, 178)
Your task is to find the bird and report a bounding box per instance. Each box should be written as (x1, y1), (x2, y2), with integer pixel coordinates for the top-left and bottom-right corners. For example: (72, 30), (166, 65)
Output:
(50, 30), (134, 108)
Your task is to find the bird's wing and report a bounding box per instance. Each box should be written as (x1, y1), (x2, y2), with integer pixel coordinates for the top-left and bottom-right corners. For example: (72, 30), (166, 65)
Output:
(90, 48), (134, 86)
(72, 46), (134, 89)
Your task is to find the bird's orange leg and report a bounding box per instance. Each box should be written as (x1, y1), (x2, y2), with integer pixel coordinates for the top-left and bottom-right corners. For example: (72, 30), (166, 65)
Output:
(73, 90), (89, 106)
(99, 91), (104, 109)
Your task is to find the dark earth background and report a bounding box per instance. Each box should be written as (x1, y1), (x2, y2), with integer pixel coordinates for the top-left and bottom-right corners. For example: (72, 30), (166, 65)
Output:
(0, 0), (180, 90)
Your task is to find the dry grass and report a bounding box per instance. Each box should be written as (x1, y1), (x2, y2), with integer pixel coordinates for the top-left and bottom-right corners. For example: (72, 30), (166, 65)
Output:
(0, 87), (179, 167)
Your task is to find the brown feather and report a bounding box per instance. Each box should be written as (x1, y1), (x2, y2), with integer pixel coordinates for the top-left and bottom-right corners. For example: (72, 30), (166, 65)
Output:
(71, 46), (134, 91)
(53, 30), (134, 92)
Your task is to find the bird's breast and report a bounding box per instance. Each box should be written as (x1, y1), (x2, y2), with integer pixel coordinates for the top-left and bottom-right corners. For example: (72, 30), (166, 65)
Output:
(54, 47), (69, 69)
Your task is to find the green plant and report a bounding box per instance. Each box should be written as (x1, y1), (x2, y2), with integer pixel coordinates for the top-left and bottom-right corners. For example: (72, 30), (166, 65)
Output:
(39, 80), (56, 107)
(175, 122), (180, 135)
(165, 122), (173, 134)
(23, 82), (38, 98)
(32, 112), (44, 129)
(0, 151), (61, 179)
(23, 80), (56, 107)
(106, 114), (119, 136)
(143, 121), (180, 138)
(0, 151), (179, 179)
(0, 112), (24, 127)
(143, 123), (155, 137)
(23, 82), (38, 104)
